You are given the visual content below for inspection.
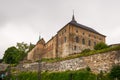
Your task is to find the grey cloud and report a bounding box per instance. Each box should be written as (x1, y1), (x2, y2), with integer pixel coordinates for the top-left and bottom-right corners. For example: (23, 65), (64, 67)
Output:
(0, 13), (8, 27)
(0, 0), (120, 59)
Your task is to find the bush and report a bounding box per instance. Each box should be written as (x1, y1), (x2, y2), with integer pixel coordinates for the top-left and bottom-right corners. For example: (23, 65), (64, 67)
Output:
(81, 49), (91, 53)
(109, 65), (120, 80)
(94, 42), (108, 50)
(86, 66), (91, 72)
(97, 70), (105, 80)
(11, 70), (97, 80)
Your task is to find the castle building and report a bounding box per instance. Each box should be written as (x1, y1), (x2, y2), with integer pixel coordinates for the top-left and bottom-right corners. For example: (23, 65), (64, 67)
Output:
(27, 15), (106, 61)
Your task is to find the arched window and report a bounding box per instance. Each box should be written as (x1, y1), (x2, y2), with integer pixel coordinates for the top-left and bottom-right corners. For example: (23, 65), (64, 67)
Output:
(82, 38), (85, 45)
(88, 40), (91, 46)
(75, 36), (79, 43)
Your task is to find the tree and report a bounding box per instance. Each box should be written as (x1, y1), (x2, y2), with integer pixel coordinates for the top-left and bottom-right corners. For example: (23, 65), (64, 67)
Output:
(3, 42), (35, 64)
(27, 43), (35, 53)
(3, 46), (21, 64)
(0, 59), (3, 63)
(16, 42), (29, 53)
(109, 65), (120, 80)
(16, 42), (35, 60)
(94, 42), (108, 50)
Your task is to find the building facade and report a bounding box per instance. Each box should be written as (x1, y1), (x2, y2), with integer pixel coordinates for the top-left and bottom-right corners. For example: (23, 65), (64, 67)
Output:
(27, 15), (106, 61)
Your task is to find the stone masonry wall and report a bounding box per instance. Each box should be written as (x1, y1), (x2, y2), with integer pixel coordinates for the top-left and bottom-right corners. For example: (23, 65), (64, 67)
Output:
(17, 50), (120, 73)
(0, 63), (9, 71)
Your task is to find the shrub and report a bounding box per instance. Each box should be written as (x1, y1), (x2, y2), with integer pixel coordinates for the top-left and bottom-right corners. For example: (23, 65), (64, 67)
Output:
(81, 49), (91, 53)
(94, 42), (108, 50)
(86, 66), (91, 72)
(11, 70), (97, 80)
(97, 70), (105, 80)
(109, 65), (120, 80)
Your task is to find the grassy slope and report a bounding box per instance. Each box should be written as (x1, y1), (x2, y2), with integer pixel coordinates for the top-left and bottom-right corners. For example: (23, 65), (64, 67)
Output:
(11, 70), (99, 80)
(11, 69), (112, 80)
(41, 45), (120, 63)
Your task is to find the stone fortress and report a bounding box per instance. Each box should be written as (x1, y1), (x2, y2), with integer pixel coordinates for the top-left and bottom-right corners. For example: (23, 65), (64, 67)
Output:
(27, 14), (106, 61)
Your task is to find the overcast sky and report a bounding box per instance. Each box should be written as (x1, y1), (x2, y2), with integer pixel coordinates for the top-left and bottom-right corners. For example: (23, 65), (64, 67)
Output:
(0, 0), (120, 59)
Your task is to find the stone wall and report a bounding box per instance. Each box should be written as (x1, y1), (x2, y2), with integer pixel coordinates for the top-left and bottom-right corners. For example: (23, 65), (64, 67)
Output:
(0, 63), (9, 71)
(17, 50), (120, 73)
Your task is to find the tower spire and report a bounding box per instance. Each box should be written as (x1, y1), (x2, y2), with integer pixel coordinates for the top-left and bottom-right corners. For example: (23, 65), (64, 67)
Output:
(72, 10), (75, 21)
(39, 33), (41, 40)
(71, 10), (77, 23)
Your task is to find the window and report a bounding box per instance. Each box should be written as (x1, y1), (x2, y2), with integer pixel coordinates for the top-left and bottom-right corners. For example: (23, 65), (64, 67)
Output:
(75, 36), (79, 43)
(62, 32), (63, 35)
(64, 37), (67, 43)
(88, 40), (91, 46)
(89, 34), (91, 37)
(75, 27), (78, 33)
(94, 42), (96, 46)
(99, 38), (102, 40)
(82, 38), (85, 45)
(83, 32), (85, 35)
(76, 29), (78, 33)
(74, 46), (77, 50)
(94, 36), (96, 39)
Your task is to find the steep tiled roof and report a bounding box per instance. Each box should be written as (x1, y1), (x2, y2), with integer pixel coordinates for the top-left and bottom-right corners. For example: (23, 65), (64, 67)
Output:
(69, 21), (99, 34)
(68, 17), (105, 37)
(58, 15), (105, 37)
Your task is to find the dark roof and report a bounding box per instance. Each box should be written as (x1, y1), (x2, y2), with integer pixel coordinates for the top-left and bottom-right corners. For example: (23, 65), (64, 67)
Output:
(69, 20), (105, 37)
(58, 15), (105, 37)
